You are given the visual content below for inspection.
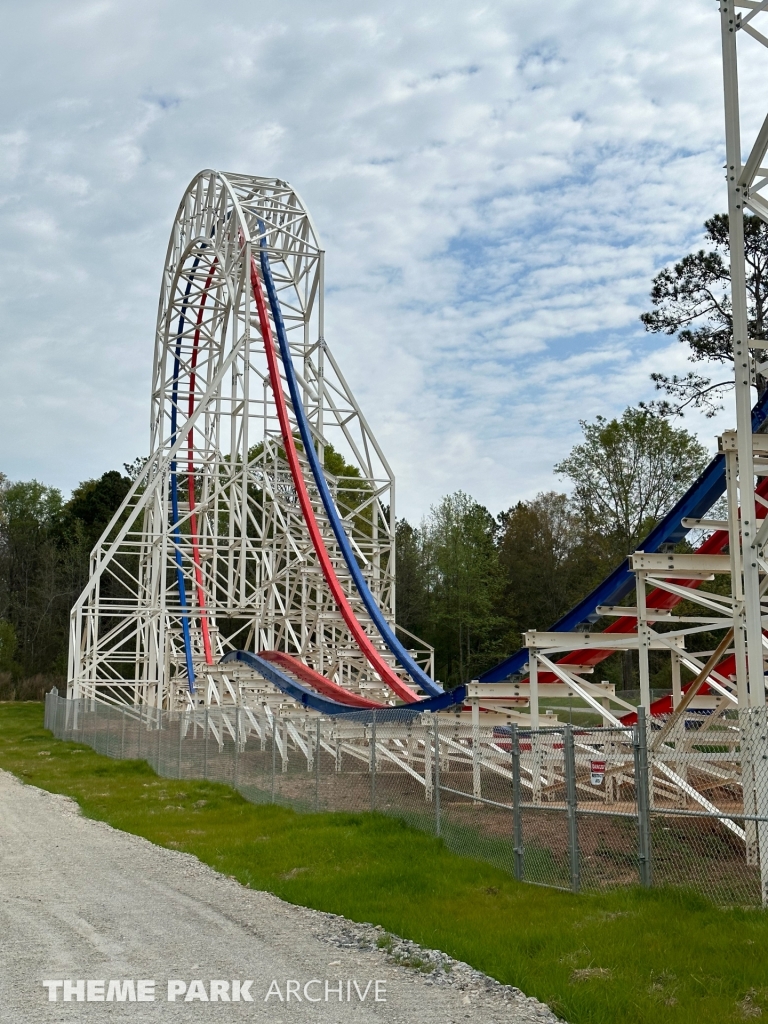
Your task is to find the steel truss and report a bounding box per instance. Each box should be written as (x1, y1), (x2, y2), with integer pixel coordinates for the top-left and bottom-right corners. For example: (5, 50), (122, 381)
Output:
(68, 171), (432, 710)
(463, 4), (768, 897)
(63, 5), (768, 899)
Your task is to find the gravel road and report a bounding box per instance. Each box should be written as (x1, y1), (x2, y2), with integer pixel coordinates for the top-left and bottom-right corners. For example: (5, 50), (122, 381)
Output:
(0, 770), (563, 1023)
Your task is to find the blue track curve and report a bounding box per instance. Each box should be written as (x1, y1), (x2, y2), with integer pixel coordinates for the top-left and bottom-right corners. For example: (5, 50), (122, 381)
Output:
(221, 649), (463, 717)
(258, 231), (443, 697)
(480, 388), (768, 683)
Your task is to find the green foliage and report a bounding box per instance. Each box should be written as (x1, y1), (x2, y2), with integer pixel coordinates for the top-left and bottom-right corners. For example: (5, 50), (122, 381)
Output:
(496, 491), (608, 648)
(394, 519), (427, 633)
(0, 477), (67, 675)
(396, 493), (506, 686)
(322, 442), (361, 479)
(641, 211), (768, 415)
(65, 470), (131, 548)
(123, 456), (148, 482)
(0, 470), (133, 677)
(244, 438), (375, 538)
(398, 410), (708, 684)
(554, 407), (708, 559)
(498, 492), (577, 631)
(0, 619), (18, 673)
(5, 701), (768, 1024)
(322, 443), (376, 540)
(427, 493), (506, 684)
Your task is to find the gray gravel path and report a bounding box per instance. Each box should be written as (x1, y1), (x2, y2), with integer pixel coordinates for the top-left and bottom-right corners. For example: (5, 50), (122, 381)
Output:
(0, 770), (563, 1023)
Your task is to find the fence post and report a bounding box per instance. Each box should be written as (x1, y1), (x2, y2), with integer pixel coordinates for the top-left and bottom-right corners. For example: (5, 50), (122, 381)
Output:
(434, 715), (441, 837)
(234, 706), (240, 788)
(315, 718), (321, 812)
(424, 716), (433, 802)
(204, 707), (209, 780)
(563, 724), (580, 893)
(750, 707), (768, 905)
(120, 706), (126, 759)
(271, 715), (276, 804)
(634, 707), (653, 888)
(178, 711), (183, 779)
(511, 723), (524, 881)
(472, 699), (481, 803)
(370, 711), (377, 812)
(138, 702), (143, 760)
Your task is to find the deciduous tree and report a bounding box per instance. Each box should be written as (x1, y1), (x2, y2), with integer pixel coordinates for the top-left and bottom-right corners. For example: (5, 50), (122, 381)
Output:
(554, 407), (708, 559)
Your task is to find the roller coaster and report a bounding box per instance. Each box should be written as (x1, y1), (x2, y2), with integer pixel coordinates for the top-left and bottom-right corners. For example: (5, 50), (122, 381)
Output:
(64, 1), (768, 894)
(68, 173), (456, 715)
(62, 175), (768, 727)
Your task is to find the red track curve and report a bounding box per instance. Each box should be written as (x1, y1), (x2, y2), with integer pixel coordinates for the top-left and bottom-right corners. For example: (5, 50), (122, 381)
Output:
(249, 255), (419, 704)
(259, 651), (384, 708)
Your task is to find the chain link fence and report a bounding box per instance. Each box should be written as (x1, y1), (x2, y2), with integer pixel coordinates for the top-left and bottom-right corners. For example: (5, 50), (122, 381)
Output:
(43, 690), (768, 905)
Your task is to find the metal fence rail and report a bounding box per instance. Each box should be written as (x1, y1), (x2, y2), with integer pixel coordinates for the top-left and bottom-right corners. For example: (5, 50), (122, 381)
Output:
(43, 692), (768, 906)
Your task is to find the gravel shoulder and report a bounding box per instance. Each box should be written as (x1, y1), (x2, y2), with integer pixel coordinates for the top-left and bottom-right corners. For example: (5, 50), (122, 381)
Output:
(0, 769), (563, 1022)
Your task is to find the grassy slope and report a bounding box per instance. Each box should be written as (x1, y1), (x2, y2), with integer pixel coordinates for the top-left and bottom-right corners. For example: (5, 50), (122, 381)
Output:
(2, 701), (767, 1024)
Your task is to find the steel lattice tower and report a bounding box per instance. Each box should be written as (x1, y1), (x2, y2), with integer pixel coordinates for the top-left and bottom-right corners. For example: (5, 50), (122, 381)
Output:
(68, 172), (432, 709)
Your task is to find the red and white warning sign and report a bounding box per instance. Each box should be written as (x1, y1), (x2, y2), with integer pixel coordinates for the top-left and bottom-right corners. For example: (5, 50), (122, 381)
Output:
(590, 760), (606, 786)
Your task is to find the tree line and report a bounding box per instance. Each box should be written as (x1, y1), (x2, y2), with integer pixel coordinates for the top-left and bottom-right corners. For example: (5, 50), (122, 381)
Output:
(0, 408), (708, 696)
(396, 408), (708, 687)
(0, 471), (132, 697)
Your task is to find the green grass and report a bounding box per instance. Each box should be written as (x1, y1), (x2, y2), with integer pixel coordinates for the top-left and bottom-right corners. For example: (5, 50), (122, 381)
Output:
(2, 701), (768, 1024)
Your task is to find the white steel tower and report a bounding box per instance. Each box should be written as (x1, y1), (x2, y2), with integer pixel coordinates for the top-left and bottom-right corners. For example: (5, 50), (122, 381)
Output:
(68, 172), (431, 710)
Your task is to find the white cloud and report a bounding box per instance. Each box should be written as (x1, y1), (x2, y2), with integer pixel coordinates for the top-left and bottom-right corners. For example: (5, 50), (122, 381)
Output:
(0, 0), (757, 519)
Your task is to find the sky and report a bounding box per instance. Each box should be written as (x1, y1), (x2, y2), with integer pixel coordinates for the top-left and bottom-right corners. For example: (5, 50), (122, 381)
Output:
(1, 0), (765, 521)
